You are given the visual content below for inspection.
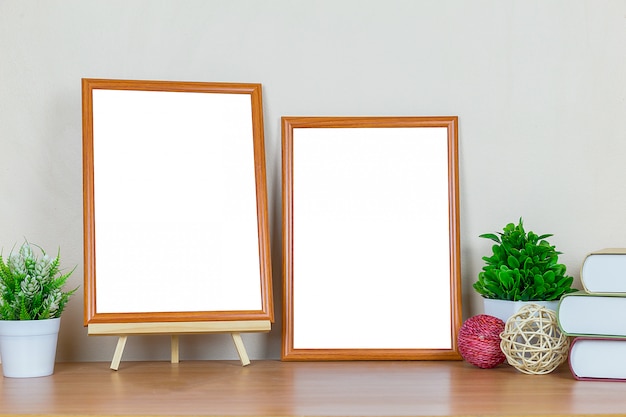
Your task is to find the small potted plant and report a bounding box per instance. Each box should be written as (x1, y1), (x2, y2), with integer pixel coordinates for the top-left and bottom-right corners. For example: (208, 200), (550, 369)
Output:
(473, 218), (575, 322)
(0, 241), (77, 378)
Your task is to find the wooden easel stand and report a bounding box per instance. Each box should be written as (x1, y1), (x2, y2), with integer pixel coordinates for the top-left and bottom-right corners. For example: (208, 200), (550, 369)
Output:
(88, 320), (271, 370)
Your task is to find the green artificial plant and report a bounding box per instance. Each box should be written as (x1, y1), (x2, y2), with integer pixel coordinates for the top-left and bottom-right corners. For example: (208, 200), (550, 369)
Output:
(0, 241), (77, 320)
(473, 218), (575, 301)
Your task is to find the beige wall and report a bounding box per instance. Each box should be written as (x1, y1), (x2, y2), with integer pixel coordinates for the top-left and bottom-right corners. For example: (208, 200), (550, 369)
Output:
(0, 0), (625, 361)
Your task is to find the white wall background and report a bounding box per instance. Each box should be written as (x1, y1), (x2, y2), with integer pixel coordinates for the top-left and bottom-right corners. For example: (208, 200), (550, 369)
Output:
(0, 0), (624, 361)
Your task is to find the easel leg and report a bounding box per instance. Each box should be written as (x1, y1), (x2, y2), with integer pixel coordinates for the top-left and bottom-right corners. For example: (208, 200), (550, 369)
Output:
(231, 333), (250, 366)
(171, 335), (180, 363)
(110, 336), (128, 371)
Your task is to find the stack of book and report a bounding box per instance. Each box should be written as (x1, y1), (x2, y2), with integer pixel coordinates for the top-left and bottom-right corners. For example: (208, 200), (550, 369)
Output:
(558, 248), (626, 381)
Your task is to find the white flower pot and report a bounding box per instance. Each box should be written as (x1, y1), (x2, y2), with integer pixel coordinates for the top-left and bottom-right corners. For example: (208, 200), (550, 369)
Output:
(483, 299), (559, 323)
(0, 318), (60, 378)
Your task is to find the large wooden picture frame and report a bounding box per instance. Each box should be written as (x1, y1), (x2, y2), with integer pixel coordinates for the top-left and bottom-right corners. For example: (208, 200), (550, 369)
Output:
(282, 116), (461, 360)
(82, 79), (273, 333)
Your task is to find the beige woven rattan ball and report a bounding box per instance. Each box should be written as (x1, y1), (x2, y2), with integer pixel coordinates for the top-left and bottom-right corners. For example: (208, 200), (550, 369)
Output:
(500, 303), (569, 374)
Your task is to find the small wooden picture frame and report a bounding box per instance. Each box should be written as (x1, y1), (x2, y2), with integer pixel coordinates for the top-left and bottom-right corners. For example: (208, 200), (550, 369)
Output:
(282, 116), (461, 360)
(82, 79), (273, 327)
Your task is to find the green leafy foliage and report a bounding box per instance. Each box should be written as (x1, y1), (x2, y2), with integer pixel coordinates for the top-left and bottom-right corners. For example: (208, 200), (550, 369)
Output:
(0, 241), (78, 320)
(473, 218), (575, 301)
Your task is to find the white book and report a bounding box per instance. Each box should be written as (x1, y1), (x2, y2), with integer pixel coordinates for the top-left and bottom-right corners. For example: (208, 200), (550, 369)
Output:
(581, 249), (626, 293)
(569, 337), (626, 381)
(558, 291), (626, 337)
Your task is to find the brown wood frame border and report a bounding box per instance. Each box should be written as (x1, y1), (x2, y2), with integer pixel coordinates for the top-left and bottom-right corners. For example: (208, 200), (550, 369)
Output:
(281, 116), (461, 360)
(82, 78), (273, 325)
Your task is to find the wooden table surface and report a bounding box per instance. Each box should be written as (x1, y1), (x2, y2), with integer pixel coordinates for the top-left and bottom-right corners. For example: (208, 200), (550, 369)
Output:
(0, 360), (625, 416)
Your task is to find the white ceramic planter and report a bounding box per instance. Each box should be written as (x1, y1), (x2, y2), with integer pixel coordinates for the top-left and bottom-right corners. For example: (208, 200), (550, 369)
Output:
(0, 318), (60, 378)
(483, 299), (559, 323)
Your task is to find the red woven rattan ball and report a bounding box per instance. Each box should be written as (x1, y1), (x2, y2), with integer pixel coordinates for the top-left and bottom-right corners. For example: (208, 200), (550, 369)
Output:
(458, 314), (506, 369)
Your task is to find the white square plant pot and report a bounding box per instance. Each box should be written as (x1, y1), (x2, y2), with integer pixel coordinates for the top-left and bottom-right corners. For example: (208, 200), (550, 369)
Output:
(483, 298), (559, 324)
